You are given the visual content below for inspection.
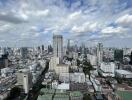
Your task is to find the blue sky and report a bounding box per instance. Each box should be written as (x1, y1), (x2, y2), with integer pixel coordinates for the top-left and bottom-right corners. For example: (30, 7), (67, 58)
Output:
(0, 0), (132, 47)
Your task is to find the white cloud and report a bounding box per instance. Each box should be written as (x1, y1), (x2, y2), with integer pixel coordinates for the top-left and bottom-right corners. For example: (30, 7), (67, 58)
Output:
(68, 11), (82, 20)
(0, 0), (131, 47)
(0, 24), (11, 32)
(116, 14), (132, 26)
(71, 22), (99, 36)
(101, 26), (128, 34)
(26, 9), (50, 17)
(36, 9), (49, 16)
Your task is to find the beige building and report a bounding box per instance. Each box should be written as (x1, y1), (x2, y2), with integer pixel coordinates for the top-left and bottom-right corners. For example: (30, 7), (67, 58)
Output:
(55, 64), (69, 75)
(16, 69), (32, 94)
(49, 57), (60, 70)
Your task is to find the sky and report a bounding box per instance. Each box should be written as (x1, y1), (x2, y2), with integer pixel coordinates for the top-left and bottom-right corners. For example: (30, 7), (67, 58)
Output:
(0, 0), (132, 47)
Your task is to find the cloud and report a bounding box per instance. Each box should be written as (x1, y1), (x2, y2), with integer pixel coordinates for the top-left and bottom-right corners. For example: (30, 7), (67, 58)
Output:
(71, 22), (99, 36)
(116, 14), (132, 27)
(26, 9), (50, 17)
(68, 11), (82, 20)
(0, 11), (28, 24)
(0, 0), (131, 47)
(0, 24), (11, 32)
(101, 26), (128, 34)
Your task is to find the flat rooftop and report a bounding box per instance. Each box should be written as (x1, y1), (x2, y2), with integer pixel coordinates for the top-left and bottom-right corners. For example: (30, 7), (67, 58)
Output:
(116, 70), (132, 75)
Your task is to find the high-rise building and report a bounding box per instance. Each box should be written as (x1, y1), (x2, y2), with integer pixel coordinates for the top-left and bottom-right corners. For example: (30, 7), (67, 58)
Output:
(0, 54), (8, 69)
(53, 35), (63, 59)
(48, 45), (53, 53)
(20, 47), (28, 59)
(16, 69), (32, 94)
(49, 57), (60, 70)
(114, 49), (123, 63)
(23, 72), (32, 94)
(67, 39), (70, 52)
(130, 51), (132, 65)
(42, 45), (44, 52)
(97, 43), (103, 66)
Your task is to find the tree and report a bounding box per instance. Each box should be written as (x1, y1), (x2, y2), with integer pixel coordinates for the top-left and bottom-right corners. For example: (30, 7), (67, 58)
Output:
(7, 87), (21, 100)
(83, 94), (92, 100)
(77, 59), (81, 66)
(82, 60), (94, 79)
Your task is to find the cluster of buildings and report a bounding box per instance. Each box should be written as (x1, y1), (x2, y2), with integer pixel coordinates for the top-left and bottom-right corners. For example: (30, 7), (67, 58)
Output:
(0, 46), (47, 99)
(39, 34), (132, 100)
(0, 34), (132, 100)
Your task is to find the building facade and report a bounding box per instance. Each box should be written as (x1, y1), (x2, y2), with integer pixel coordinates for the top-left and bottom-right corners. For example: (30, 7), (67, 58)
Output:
(53, 35), (63, 59)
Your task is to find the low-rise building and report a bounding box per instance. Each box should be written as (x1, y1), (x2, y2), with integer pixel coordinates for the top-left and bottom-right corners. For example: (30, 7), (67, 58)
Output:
(70, 91), (83, 100)
(70, 73), (85, 83)
(115, 70), (132, 78)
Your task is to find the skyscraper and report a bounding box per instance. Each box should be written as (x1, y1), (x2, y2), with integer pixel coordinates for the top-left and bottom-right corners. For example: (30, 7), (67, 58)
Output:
(67, 39), (70, 52)
(53, 35), (63, 59)
(97, 43), (103, 66)
(114, 49), (123, 63)
(20, 47), (28, 59)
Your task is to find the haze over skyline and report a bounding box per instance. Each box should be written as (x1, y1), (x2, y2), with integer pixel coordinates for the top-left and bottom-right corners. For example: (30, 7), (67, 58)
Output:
(0, 0), (132, 47)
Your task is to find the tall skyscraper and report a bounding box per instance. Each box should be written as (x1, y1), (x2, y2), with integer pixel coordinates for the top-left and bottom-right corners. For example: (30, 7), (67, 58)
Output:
(42, 45), (44, 51)
(53, 35), (63, 59)
(67, 39), (70, 52)
(97, 43), (103, 66)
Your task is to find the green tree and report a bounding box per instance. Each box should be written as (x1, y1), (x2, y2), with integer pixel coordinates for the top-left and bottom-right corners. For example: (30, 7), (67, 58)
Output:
(82, 60), (94, 79)
(77, 59), (81, 66)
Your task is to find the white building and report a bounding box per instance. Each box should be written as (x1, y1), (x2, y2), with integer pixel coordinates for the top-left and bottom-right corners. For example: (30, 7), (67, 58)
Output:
(1, 68), (11, 77)
(23, 72), (32, 94)
(115, 70), (132, 78)
(90, 75), (102, 92)
(73, 52), (78, 59)
(53, 35), (63, 59)
(52, 80), (58, 89)
(16, 69), (32, 94)
(87, 54), (97, 66)
(99, 62), (115, 77)
(52, 80), (69, 90)
(59, 73), (69, 82)
(57, 83), (69, 90)
(70, 73), (85, 83)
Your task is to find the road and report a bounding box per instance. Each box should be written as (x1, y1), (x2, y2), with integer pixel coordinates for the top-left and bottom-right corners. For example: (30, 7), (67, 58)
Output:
(27, 61), (49, 100)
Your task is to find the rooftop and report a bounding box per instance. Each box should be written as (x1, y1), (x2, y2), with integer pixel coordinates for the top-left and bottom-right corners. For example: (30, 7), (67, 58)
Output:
(116, 70), (132, 75)
(70, 91), (83, 97)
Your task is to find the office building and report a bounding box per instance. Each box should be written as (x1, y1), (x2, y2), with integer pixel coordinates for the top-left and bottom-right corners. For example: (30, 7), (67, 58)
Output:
(53, 35), (63, 59)
(55, 64), (69, 75)
(87, 54), (97, 66)
(0, 54), (8, 69)
(115, 70), (132, 78)
(70, 73), (85, 83)
(114, 49), (123, 63)
(20, 47), (28, 59)
(16, 69), (32, 94)
(99, 62), (115, 77)
(97, 43), (103, 66)
(49, 57), (60, 70)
